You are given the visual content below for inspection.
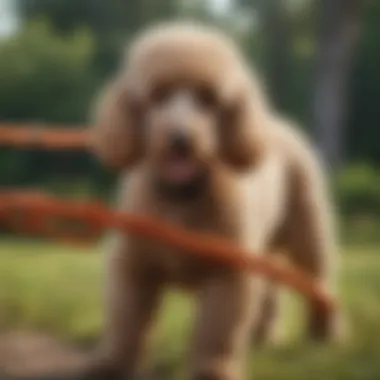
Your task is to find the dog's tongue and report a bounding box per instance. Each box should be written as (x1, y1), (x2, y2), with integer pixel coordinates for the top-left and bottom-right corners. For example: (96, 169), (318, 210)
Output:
(163, 159), (197, 183)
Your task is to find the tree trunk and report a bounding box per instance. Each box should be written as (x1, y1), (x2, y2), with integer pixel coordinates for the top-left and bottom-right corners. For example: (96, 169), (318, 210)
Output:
(313, 0), (362, 169)
(261, 0), (290, 112)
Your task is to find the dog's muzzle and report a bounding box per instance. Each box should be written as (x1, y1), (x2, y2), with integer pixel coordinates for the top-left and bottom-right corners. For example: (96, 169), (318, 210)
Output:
(169, 129), (192, 157)
(154, 169), (209, 202)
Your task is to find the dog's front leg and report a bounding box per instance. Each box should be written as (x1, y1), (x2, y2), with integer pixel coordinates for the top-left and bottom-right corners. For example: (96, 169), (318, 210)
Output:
(91, 240), (163, 379)
(188, 270), (264, 380)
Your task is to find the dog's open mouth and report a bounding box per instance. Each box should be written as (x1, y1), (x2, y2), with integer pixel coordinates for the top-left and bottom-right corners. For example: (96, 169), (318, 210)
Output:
(160, 156), (199, 185)
(155, 154), (209, 201)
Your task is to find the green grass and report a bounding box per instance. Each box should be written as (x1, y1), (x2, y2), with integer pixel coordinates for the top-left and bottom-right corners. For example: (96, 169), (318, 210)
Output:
(1, 238), (380, 379)
(0, 238), (193, 348)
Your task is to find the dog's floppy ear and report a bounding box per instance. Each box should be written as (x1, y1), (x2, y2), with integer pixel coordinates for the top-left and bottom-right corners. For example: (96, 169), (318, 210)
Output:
(90, 75), (143, 170)
(218, 72), (270, 171)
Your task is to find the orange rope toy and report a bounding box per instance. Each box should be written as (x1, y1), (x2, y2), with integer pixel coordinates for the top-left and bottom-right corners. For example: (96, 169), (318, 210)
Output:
(0, 124), (87, 149)
(0, 191), (335, 314)
(0, 124), (336, 315)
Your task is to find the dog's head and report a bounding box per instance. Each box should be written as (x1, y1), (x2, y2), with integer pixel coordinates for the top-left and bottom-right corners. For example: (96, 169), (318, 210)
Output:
(91, 22), (271, 194)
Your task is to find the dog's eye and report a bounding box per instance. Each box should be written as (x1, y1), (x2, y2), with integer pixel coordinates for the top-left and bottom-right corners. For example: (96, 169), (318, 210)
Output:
(150, 84), (172, 105)
(194, 85), (218, 109)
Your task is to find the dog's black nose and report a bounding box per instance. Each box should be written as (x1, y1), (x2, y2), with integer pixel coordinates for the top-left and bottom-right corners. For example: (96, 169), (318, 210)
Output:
(170, 130), (191, 155)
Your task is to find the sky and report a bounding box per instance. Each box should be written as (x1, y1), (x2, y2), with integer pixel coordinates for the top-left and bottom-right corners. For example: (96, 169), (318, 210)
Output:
(0, 0), (17, 36)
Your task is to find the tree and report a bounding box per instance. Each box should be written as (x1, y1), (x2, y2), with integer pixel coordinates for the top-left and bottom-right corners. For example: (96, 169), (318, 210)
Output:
(348, 1), (380, 165)
(15, 0), (181, 76)
(260, 0), (291, 112)
(0, 19), (96, 186)
(313, 0), (362, 169)
(0, 18), (95, 123)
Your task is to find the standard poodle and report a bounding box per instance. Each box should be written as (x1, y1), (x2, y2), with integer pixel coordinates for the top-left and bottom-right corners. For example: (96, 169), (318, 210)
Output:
(87, 21), (342, 380)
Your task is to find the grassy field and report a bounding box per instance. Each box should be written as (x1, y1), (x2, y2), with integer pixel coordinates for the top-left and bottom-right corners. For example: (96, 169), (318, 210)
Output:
(1, 237), (380, 379)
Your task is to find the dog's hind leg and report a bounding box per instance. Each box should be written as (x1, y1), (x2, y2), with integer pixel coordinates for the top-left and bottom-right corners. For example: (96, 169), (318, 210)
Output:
(250, 280), (282, 346)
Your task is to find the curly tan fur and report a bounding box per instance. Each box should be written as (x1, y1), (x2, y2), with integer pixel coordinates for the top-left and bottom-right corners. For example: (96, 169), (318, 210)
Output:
(88, 22), (342, 380)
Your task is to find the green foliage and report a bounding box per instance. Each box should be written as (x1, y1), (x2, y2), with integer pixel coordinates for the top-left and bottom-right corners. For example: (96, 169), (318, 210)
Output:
(334, 163), (380, 244)
(335, 163), (380, 218)
(348, 1), (380, 164)
(0, 18), (102, 188)
(1, 0), (380, 206)
(0, 17), (96, 123)
(15, 0), (182, 75)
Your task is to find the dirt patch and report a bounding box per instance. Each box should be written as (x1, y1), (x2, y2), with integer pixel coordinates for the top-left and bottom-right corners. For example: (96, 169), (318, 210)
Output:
(0, 332), (173, 380)
(0, 331), (90, 379)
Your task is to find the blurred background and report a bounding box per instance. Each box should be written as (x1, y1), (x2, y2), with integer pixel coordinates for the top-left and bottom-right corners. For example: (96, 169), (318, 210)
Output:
(1, 1), (380, 379)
